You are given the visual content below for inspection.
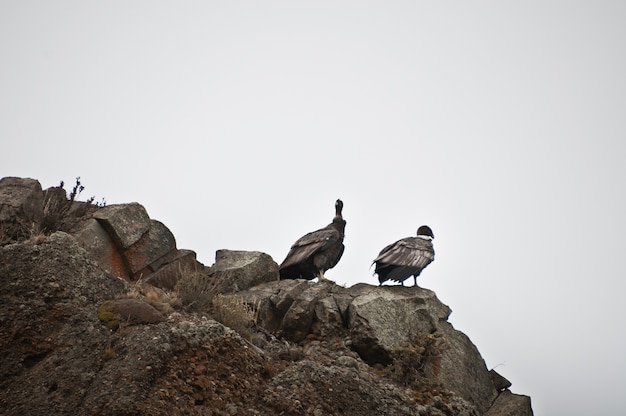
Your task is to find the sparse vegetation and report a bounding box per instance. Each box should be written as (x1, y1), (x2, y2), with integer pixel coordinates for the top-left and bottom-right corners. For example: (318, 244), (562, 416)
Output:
(175, 270), (260, 339)
(29, 230), (46, 245)
(211, 295), (259, 340)
(175, 269), (216, 312)
(63, 176), (106, 207)
(175, 268), (239, 312)
(42, 176), (106, 234)
(97, 301), (123, 331)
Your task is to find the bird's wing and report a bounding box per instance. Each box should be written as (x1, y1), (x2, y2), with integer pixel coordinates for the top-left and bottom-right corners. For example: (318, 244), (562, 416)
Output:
(280, 227), (340, 269)
(374, 237), (434, 270)
(291, 227), (340, 248)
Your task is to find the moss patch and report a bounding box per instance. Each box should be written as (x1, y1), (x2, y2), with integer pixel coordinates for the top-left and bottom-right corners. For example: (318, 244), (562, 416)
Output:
(97, 301), (121, 330)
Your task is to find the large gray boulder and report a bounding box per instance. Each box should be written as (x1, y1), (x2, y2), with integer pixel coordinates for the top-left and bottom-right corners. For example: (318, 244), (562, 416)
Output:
(208, 249), (279, 294)
(347, 284), (497, 414)
(0, 177), (44, 243)
(347, 284), (451, 363)
(93, 203), (151, 249)
(92, 204), (180, 280)
(76, 203), (201, 287)
(278, 281), (333, 342)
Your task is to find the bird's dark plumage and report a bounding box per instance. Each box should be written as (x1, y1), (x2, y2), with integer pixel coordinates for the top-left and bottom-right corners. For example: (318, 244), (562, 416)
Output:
(374, 225), (435, 286)
(279, 199), (346, 281)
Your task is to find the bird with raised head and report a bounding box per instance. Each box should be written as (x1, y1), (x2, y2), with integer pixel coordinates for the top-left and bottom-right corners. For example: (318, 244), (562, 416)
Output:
(373, 225), (435, 286)
(279, 199), (346, 281)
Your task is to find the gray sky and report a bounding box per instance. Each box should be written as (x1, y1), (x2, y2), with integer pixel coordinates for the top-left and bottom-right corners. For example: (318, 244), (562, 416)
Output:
(2, 1), (625, 414)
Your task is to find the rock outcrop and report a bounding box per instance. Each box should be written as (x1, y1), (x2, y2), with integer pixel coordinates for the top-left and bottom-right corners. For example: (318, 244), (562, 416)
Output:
(0, 177), (204, 287)
(0, 177), (533, 415)
(0, 177), (44, 243)
(225, 281), (500, 414)
(485, 390), (534, 416)
(209, 249), (279, 293)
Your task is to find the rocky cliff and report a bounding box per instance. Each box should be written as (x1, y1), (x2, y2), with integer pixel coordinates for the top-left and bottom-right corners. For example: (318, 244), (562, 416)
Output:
(0, 177), (533, 415)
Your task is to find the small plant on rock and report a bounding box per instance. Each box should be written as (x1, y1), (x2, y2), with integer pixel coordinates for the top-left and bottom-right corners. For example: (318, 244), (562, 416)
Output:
(42, 176), (106, 234)
(175, 270), (260, 339)
(175, 269), (216, 312)
(211, 295), (258, 340)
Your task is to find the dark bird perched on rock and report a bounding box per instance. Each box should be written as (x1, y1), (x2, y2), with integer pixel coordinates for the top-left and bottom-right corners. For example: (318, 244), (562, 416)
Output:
(279, 199), (346, 281)
(373, 225), (435, 286)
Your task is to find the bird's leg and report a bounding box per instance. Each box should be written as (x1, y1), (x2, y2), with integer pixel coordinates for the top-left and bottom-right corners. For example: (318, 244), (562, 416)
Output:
(317, 271), (328, 282)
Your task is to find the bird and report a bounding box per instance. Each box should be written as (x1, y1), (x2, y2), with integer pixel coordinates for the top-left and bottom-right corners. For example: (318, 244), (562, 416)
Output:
(279, 199), (346, 281)
(373, 225), (435, 286)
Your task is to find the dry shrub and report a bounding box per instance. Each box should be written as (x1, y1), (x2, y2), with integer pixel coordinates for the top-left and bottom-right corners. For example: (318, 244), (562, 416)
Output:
(30, 231), (46, 244)
(175, 268), (246, 312)
(2, 177), (104, 244)
(42, 177), (105, 234)
(211, 295), (258, 340)
(175, 269), (216, 312)
(42, 186), (71, 234)
(115, 280), (179, 314)
(175, 269), (261, 339)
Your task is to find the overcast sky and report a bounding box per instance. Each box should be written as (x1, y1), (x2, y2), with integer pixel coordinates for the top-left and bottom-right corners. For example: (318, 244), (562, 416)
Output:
(2, 1), (625, 414)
